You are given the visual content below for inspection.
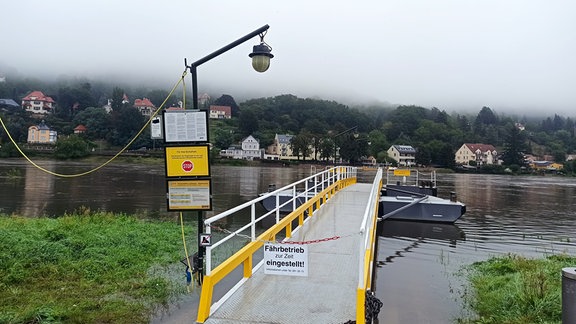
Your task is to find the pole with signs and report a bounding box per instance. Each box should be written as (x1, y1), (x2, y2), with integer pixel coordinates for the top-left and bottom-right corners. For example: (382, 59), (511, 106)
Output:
(162, 25), (273, 285)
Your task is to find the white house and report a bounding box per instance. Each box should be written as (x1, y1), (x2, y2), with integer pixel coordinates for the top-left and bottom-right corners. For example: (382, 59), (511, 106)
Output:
(219, 135), (262, 160)
(455, 143), (498, 165)
(387, 145), (416, 166)
(22, 91), (56, 115)
(209, 105), (232, 119)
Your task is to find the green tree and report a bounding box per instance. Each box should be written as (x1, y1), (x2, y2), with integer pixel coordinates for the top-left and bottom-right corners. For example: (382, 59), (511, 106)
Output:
(72, 107), (112, 140)
(111, 87), (126, 112)
(238, 109), (259, 136)
(54, 135), (91, 159)
(290, 132), (313, 161)
(501, 125), (526, 166)
(214, 94), (240, 117)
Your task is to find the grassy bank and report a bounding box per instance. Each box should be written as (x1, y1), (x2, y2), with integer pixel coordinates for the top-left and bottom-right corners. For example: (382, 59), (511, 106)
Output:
(0, 213), (194, 323)
(459, 254), (576, 324)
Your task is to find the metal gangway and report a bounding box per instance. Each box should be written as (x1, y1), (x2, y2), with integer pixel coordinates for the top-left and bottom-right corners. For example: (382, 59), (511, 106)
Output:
(194, 166), (383, 323)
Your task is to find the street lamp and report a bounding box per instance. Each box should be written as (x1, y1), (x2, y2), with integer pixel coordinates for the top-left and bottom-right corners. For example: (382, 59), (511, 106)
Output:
(332, 125), (358, 164)
(185, 24), (273, 110)
(183, 25), (273, 283)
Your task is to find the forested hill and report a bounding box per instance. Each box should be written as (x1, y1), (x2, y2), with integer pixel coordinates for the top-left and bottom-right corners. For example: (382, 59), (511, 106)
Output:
(1, 74), (574, 168)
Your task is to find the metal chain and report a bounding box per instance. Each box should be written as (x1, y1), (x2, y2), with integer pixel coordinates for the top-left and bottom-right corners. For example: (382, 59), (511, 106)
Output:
(209, 224), (344, 245)
(365, 290), (383, 323)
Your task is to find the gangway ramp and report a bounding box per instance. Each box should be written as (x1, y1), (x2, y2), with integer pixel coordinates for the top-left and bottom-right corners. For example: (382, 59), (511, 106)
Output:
(197, 167), (382, 324)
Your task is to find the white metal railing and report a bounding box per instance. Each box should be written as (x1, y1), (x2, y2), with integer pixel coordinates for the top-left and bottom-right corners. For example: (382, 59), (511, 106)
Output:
(357, 167), (383, 322)
(385, 168), (436, 187)
(203, 166), (357, 274)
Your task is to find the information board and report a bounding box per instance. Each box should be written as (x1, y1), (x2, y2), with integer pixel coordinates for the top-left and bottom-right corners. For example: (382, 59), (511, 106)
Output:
(165, 145), (210, 177)
(166, 179), (212, 211)
(163, 110), (208, 143)
(263, 242), (309, 277)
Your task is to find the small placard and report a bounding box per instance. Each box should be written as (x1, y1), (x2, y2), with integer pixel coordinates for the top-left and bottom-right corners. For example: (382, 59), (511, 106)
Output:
(393, 169), (411, 177)
(264, 243), (308, 277)
(199, 234), (211, 247)
(166, 179), (212, 211)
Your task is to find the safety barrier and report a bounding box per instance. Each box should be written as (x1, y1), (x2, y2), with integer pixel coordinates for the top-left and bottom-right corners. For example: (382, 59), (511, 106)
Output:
(356, 168), (383, 323)
(197, 166), (357, 323)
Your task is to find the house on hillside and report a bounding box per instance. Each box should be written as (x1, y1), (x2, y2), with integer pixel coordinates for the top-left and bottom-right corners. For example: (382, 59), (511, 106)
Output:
(387, 145), (416, 166)
(455, 143), (498, 166)
(219, 135), (262, 160)
(27, 121), (57, 144)
(74, 125), (87, 134)
(134, 98), (156, 117)
(0, 99), (20, 111)
(264, 134), (297, 160)
(209, 105), (232, 119)
(22, 91), (56, 115)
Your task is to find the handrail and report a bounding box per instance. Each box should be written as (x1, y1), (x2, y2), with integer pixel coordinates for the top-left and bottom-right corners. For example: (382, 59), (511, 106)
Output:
(385, 168), (436, 187)
(197, 166), (357, 323)
(356, 167), (383, 324)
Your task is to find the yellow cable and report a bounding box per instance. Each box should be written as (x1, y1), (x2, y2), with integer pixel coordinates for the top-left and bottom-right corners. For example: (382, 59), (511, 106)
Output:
(0, 70), (188, 178)
(180, 211), (195, 293)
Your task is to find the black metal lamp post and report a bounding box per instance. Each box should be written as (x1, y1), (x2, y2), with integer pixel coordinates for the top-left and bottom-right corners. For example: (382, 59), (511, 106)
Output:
(183, 25), (273, 283)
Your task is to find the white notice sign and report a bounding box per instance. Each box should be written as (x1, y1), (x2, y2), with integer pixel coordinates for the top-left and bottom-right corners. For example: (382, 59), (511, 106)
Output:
(264, 242), (308, 277)
(163, 110), (208, 142)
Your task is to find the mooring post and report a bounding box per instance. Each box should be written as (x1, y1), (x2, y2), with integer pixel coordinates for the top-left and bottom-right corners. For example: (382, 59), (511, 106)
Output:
(562, 267), (576, 324)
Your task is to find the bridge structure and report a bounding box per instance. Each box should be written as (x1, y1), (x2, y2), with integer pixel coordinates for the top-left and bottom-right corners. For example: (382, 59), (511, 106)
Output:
(195, 166), (383, 324)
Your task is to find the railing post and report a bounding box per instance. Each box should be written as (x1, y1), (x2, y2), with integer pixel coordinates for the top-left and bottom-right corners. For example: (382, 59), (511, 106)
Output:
(205, 224), (212, 274)
(251, 204), (256, 240)
(563, 267), (576, 323)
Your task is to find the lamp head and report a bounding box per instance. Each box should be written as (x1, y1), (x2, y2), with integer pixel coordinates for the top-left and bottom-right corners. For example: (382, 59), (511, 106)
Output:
(249, 43), (274, 72)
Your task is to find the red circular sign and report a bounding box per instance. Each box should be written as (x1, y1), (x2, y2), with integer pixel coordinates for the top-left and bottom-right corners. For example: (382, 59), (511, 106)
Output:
(182, 160), (194, 172)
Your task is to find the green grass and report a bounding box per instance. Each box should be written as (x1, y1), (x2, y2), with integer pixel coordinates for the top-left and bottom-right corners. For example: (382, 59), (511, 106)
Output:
(0, 212), (195, 324)
(459, 254), (576, 324)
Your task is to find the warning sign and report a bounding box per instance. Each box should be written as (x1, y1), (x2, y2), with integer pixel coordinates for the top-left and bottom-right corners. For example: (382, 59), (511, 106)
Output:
(165, 145), (210, 177)
(263, 243), (308, 277)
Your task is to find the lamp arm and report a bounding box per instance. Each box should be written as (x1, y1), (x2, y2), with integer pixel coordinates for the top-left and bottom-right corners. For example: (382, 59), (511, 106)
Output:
(186, 24), (270, 110)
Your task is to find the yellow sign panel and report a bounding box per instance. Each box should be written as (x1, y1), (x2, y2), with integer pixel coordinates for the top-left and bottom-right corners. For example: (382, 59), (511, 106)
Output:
(393, 169), (411, 177)
(165, 145), (210, 177)
(167, 179), (212, 210)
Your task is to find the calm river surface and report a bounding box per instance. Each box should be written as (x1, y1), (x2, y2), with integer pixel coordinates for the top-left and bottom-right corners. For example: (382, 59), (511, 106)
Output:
(1, 160), (576, 323)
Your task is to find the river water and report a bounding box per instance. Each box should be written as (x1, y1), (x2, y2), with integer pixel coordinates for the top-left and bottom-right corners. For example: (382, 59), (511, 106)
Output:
(1, 160), (575, 323)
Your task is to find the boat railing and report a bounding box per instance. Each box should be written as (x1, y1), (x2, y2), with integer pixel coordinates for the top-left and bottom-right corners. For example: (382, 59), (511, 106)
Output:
(385, 168), (436, 188)
(356, 167), (383, 323)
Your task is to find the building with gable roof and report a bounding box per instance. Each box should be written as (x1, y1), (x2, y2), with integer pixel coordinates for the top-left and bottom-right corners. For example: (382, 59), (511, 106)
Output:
(219, 135), (262, 160)
(21, 91), (56, 115)
(455, 143), (498, 166)
(264, 134), (297, 160)
(27, 121), (57, 144)
(387, 145), (417, 166)
(209, 105), (232, 119)
(133, 98), (156, 117)
(0, 99), (20, 111)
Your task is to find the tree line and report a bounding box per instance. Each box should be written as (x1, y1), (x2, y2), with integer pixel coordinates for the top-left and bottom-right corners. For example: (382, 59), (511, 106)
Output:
(1, 76), (575, 172)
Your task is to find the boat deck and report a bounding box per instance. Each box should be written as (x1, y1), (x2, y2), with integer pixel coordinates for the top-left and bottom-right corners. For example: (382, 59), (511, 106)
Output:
(202, 183), (372, 324)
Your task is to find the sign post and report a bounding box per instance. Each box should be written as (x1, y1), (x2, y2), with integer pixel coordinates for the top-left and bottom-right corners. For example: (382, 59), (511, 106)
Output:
(162, 110), (211, 284)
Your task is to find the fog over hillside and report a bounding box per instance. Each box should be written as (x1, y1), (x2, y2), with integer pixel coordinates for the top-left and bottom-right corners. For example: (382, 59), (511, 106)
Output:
(1, 0), (575, 117)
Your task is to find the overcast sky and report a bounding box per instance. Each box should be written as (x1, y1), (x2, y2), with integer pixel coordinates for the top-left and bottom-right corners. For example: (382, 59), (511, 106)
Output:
(1, 0), (575, 115)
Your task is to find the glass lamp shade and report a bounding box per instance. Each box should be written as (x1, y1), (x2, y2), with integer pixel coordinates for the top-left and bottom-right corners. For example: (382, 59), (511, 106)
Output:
(249, 43), (274, 73)
(251, 55), (271, 73)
